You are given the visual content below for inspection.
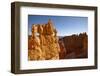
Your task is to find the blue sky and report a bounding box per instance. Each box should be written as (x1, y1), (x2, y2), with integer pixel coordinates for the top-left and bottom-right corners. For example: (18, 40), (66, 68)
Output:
(28, 15), (88, 36)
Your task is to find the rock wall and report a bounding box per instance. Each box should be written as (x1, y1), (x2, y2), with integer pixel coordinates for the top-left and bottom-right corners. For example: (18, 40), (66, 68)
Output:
(61, 33), (88, 59)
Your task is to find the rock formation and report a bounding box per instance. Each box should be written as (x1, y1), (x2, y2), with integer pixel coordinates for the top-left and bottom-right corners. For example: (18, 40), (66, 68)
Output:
(60, 32), (88, 59)
(28, 25), (45, 60)
(59, 39), (66, 59)
(28, 19), (60, 60)
(28, 19), (88, 60)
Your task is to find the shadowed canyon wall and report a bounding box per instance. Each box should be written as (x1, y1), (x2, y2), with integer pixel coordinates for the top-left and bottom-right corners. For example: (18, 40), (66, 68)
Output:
(59, 33), (88, 59)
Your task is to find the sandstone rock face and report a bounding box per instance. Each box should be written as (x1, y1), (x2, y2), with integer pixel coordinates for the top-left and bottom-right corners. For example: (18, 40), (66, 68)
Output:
(28, 19), (60, 60)
(59, 39), (66, 59)
(61, 32), (88, 59)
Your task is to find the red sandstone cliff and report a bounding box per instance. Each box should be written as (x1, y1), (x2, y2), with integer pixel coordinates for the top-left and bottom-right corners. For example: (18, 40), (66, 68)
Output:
(59, 32), (88, 59)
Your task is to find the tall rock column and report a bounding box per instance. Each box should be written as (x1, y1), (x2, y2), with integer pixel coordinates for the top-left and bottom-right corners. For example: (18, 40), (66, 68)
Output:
(28, 25), (44, 60)
(43, 19), (60, 60)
